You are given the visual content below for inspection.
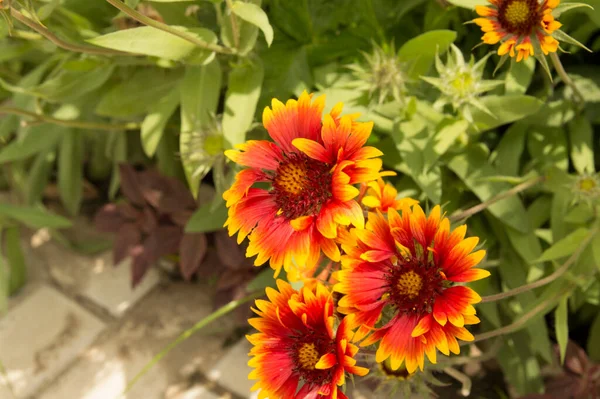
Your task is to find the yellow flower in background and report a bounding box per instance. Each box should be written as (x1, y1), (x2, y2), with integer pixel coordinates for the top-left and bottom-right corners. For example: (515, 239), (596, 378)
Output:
(473, 0), (562, 61)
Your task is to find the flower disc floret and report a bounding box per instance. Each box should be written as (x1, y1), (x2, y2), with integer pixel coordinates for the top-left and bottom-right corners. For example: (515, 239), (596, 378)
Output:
(247, 280), (369, 399)
(223, 92), (384, 279)
(334, 205), (490, 373)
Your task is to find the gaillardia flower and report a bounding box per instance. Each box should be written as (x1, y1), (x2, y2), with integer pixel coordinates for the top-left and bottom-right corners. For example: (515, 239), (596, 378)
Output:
(334, 205), (490, 373)
(473, 0), (564, 61)
(247, 280), (369, 399)
(361, 178), (418, 213)
(223, 91), (383, 277)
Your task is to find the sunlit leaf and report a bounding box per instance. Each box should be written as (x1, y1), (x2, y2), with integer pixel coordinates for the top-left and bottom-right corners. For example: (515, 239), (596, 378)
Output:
(555, 297), (568, 364)
(231, 1), (273, 46)
(535, 227), (589, 263)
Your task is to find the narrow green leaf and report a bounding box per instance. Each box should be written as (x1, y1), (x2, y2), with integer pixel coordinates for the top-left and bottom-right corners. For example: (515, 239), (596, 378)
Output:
(469, 95), (544, 132)
(26, 149), (56, 205)
(180, 61), (222, 198)
(555, 297), (569, 364)
(423, 118), (468, 170)
(58, 131), (83, 216)
(535, 227), (589, 263)
(588, 312), (600, 362)
(591, 233), (600, 273)
(0, 204), (71, 229)
(553, 29), (592, 52)
(553, 2), (594, 17)
(107, 132), (128, 200)
(141, 87), (180, 157)
(0, 124), (62, 163)
(34, 63), (114, 102)
(505, 57), (535, 95)
(232, 1), (273, 46)
(568, 115), (595, 174)
(96, 68), (181, 118)
(88, 26), (217, 61)
(185, 201), (228, 233)
(447, 146), (531, 233)
(5, 227), (26, 295)
(222, 59), (264, 147)
(494, 122), (527, 176)
(398, 30), (457, 79)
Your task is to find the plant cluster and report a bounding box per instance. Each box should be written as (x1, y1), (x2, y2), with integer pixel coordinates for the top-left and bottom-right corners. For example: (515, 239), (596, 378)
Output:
(0, 0), (599, 397)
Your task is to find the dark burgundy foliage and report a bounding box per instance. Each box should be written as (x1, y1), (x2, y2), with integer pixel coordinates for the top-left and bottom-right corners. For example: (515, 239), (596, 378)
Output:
(94, 164), (261, 308)
(94, 164), (205, 287)
(520, 341), (600, 399)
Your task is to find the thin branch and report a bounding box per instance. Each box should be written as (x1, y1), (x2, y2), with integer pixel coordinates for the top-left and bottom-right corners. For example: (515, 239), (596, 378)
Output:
(0, 107), (140, 131)
(480, 227), (598, 303)
(444, 367), (471, 397)
(473, 286), (572, 343)
(449, 175), (545, 223)
(550, 52), (585, 107)
(105, 0), (235, 55)
(225, 0), (240, 49)
(10, 8), (130, 56)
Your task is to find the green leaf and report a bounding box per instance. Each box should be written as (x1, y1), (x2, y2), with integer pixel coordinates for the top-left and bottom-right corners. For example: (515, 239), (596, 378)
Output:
(494, 122), (527, 176)
(96, 68), (181, 118)
(555, 297), (568, 364)
(552, 29), (592, 52)
(588, 312), (600, 362)
(496, 333), (544, 395)
(88, 26), (217, 61)
(553, 2), (595, 17)
(222, 59), (264, 147)
(58, 131), (83, 216)
(447, 145), (531, 233)
(423, 118), (468, 170)
(590, 232), (600, 273)
(0, 204), (71, 229)
(246, 267), (279, 292)
(469, 95), (544, 132)
(222, 0), (260, 55)
(0, 233), (7, 313)
(527, 126), (569, 171)
(535, 227), (589, 263)
(0, 124), (63, 163)
(568, 115), (595, 174)
(260, 41), (312, 103)
(107, 132), (127, 200)
(185, 201), (228, 233)
(398, 30), (457, 79)
(34, 63), (114, 102)
(26, 149), (56, 205)
(180, 61), (222, 198)
(141, 86), (180, 157)
(505, 57), (535, 95)
(4, 227), (26, 295)
(231, 1), (273, 46)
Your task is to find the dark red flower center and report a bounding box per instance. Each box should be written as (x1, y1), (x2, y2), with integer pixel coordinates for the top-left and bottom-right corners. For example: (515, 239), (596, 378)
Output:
(497, 0), (541, 36)
(271, 152), (333, 220)
(386, 256), (445, 316)
(290, 332), (335, 386)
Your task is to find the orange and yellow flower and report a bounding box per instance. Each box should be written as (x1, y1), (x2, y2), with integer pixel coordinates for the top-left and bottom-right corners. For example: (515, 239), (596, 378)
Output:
(361, 178), (419, 213)
(223, 91), (383, 277)
(334, 205), (490, 373)
(473, 0), (562, 61)
(247, 280), (369, 399)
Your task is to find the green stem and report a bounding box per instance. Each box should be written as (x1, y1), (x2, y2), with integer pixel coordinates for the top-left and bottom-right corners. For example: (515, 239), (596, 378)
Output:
(105, 0), (235, 55)
(550, 52), (585, 107)
(225, 0), (240, 49)
(10, 8), (130, 56)
(0, 107), (140, 131)
(122, 291), (261, 395)
(480, 227), (598, 303)
(449, 175), (545, 224)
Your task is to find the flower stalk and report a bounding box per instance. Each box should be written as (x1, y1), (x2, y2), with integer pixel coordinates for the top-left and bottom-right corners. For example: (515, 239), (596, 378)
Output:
(550, 52), (585, 107)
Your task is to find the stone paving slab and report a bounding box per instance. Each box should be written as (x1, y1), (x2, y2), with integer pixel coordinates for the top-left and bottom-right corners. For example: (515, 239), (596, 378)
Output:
(207, 339), (257, 399)
(31, 237), (159, 318)
(38, 281), (239, 399)
(0, 285), (105, 398)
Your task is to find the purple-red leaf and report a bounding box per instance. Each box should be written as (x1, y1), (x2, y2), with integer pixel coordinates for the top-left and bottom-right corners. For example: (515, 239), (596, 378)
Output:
(171, 209), (194, 226)
(113, 223), (142, 265)
(130, 245), (151, 288)
(179, 233), (208, 281)
(118, 164), (145, 206)
(143, 225), (183, 261)
(214, 230), (246, 270)
(94, 203), (125, 233)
